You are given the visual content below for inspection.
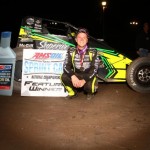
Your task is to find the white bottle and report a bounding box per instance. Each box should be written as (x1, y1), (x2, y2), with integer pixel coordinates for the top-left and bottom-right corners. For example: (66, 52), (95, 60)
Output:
(0, 31), (16, 96)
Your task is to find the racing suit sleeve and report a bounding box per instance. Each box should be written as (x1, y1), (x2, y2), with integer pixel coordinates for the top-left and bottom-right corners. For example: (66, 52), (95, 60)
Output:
(63, 48), (75, 77)
(83, 50), (100, 81)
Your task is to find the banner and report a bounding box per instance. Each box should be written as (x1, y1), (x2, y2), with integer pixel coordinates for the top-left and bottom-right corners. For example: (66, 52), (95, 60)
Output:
(21, 49), (68, 97)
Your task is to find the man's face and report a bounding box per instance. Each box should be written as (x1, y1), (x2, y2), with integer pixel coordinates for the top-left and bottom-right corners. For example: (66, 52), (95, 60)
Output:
(75, 33), (88, 48)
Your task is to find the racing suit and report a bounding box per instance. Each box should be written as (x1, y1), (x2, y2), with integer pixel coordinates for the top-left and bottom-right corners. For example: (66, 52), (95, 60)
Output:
(60, 47), (100, 96)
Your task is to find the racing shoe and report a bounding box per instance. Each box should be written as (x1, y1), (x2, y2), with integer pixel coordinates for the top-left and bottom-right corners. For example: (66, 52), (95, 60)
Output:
(86, 93), (94, 100)
(65, 93), (78, 100)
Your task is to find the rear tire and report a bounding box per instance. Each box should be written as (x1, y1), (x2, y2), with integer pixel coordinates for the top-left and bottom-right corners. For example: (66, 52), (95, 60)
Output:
(126, 57), (150, 93)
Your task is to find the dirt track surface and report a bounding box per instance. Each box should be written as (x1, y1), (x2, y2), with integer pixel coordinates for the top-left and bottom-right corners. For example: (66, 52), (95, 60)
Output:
(0, 83), (150, 150)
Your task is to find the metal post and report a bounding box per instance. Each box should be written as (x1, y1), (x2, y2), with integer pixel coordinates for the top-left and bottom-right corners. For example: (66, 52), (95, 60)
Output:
(101, 1), (107, 40)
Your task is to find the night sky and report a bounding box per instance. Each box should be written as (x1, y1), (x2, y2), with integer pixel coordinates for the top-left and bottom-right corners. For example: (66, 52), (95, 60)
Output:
(1, 0), (150, 57)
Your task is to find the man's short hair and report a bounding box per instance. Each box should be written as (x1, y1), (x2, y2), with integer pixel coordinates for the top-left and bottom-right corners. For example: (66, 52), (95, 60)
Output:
(76, 28), (89, 37)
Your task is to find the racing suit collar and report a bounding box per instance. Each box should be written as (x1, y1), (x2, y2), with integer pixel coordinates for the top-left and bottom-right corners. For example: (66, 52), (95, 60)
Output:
(77, 45), (88, 55)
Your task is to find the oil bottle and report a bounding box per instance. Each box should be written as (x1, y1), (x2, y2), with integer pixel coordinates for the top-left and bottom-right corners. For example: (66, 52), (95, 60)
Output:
(0, 31), (16, 96)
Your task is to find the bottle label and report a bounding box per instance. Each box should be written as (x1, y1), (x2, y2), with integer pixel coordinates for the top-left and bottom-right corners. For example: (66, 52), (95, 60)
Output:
(0, 64), (13, 90)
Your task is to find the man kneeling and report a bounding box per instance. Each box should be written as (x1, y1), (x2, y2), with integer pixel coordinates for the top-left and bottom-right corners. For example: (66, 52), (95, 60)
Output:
(60, 28), (100, 100)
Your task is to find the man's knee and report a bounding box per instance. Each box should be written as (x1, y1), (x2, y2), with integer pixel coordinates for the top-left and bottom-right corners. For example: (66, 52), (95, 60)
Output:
(60, 73), (71, 85)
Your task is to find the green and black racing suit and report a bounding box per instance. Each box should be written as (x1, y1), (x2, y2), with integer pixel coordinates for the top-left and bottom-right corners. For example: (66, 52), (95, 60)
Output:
(60, 47), (100, 96)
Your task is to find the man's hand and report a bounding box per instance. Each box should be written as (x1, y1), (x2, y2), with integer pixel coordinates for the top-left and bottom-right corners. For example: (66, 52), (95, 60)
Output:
(79, 79), (86, 87)
(71, 75), (86, 88)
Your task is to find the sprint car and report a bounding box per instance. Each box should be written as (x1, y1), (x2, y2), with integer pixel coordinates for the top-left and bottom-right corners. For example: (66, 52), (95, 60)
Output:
(13, 16), (150, 93)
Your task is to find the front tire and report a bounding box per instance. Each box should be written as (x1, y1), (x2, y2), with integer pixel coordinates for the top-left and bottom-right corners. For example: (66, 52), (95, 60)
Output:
(126, 57), (150, 93)
(13, 47), (23, 93)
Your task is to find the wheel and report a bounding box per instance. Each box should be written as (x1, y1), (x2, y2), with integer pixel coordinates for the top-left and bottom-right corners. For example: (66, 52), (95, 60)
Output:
(126, 57), (150, 93)
(13, 47), (23, 93)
